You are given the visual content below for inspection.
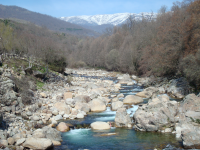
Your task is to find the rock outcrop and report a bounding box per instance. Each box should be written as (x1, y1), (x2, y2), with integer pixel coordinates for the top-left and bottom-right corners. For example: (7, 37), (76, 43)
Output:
(133, 95), (178, 131)
(115, 108), (132, 127)
(23, 137), (53, 150)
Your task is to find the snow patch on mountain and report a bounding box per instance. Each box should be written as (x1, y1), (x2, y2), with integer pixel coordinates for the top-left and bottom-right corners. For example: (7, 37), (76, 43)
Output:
(60, 12), (157, 26)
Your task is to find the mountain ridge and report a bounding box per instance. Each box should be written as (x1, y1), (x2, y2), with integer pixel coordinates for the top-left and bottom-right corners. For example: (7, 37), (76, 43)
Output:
(60, 12), (157, 26)
(0, 4), (98, 36)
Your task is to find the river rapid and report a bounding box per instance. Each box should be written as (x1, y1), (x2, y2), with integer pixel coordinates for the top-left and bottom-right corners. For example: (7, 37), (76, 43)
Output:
(55, 73), (182, 150)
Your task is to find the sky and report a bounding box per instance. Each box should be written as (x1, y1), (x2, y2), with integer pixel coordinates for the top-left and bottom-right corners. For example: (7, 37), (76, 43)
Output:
(0, 0), (177, 17)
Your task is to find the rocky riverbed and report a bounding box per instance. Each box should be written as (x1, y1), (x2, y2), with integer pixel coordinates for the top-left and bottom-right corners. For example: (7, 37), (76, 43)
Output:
(0, 66), (199, 149)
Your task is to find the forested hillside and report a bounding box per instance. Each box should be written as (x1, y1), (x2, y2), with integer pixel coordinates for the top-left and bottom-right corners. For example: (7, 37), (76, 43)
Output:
(0, 4), (98, 36)
(67, 0), (200, 90)
(0, 0), (199, 90)
(0, 19), (80, 72)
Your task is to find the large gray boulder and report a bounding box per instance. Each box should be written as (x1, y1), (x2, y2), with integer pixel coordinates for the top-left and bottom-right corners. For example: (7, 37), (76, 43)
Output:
(54, 102), (71, 114)
(74, 95), (91, 103)
(133, 95), (178, 131)
(89, 99), (106, 112)
(115, 108), (132, 127)
(111, 101), (123, 111)
(136, 87), (158, 98)
(56, 122), (70, 132)
(23, 137), (53, 150)
(42, 126), (62, 142)
(123, 95), (143, 105)
(165, 77), (193, 99)
(181, 124), (200, 149)
(75, 102), (90, 113)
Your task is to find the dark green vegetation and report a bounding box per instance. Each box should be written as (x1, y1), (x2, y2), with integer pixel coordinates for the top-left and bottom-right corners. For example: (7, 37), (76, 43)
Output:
(0, 0), (200, 91)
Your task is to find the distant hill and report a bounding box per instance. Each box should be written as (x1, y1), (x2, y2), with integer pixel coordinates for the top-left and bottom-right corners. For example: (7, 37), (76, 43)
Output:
(0, 4), (98, 36)
(60, 13), (157, 33)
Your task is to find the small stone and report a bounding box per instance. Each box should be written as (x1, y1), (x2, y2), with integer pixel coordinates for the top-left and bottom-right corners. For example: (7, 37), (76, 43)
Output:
(52, 110), (59, 116)
(32, 116), (40, 121)
(26, 111), (32, 116)
(52, 140), (61, 146)
(56, 122), (70, 132)
(40, 92), (47, 98)
(77, 113), (84, 119)
(54, 115), (63, 121)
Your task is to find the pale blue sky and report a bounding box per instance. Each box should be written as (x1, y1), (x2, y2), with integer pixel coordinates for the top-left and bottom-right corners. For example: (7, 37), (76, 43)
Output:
(0, 0), (177, 17)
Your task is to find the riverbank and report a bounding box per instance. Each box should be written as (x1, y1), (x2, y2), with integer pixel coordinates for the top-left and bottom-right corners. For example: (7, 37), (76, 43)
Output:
(0, 67), (199, 149)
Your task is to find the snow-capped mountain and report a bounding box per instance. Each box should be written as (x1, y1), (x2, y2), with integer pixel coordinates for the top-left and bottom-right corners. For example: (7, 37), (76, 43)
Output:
(60, 12), (157, 26)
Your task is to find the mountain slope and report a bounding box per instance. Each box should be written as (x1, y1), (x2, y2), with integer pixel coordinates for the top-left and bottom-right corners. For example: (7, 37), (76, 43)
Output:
(61, 12), (157, 26)
(60, 13), (157, 33)
(0, 4), (98, 36)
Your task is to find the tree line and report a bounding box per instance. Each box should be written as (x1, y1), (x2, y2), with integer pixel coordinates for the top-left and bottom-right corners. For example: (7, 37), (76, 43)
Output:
(0, 0), (199, 90)
(68, 0), (200, 90)
(0, 19), (80, 72)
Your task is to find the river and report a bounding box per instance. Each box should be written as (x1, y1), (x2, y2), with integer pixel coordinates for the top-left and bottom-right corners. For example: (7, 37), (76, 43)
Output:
(55, 75), (182, 150)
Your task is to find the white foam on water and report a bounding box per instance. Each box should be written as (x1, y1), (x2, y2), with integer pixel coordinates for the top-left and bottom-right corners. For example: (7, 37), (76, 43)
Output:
(127, 105), (139, 116)
(64, 128), (91, 139)
(131, 88), (143, 92)
(133, 80), (137, 84)
(95, 116), (116, 121)
(126, 92), (137, 95)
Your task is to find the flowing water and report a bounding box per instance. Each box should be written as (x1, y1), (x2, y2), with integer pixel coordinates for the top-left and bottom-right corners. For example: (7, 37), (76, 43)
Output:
(55, 75), (183, 150)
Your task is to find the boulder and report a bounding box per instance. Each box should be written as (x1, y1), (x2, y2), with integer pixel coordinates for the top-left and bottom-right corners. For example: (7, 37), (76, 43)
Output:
(136, 87), (158, 98)
(32, 116), (40, 121)
(42, 126), (62, 142)
(181, 124), (200, 149)
(133, 95), (178, 131)
(54, 115), (63, 121)
(56, 122), (70, 132)
(7, 137), (15, 145)
(0, 140), (8, 147)
(111, 101), (123, 111)
(16, 138), (26, 146)
(111, 97), (119, 102)
(165, 77), (193, 99)
(74, 95), (91, 103)
(181, 94), (200, 113)
(123, 95), (143, 105)
(52, 140), (61, 146)
(89, 99), (106, 112)
(40, 92), (47, 98)
(91, 121), (110, 130)
(23, 137), (53, 150)
(77, 113), (84, 119)
(54, 102), (71, 114)
(115, 108), (132, 127)
(33, 129), (45, 138)
(75, 102), (90, 113)
(65, 98), (75, 107)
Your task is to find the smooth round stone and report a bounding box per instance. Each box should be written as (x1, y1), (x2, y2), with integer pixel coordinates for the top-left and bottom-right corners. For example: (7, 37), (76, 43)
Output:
(32, 116), (40, 121)
(26, 111), (32, 116)
(91, 121), (110, 130)
(54, 115), (63, 121)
